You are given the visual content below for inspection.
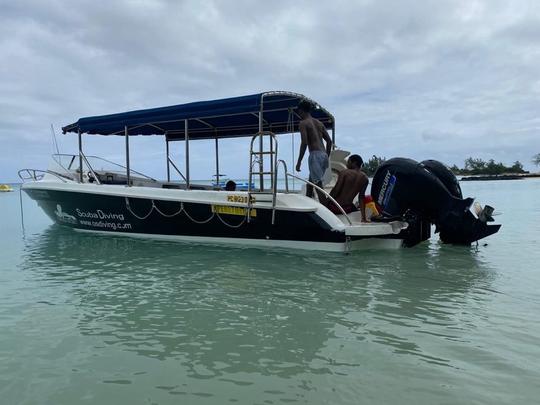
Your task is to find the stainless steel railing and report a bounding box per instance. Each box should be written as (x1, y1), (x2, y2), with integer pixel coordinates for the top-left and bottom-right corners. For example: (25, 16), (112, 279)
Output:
(18, 169), (69, 183)
(79, 151), (101, 185)
(167, 157), (188, 183)
(276, 159), (289, 192)
(52, 153), (156, 181)
(285, 172), (353, 225)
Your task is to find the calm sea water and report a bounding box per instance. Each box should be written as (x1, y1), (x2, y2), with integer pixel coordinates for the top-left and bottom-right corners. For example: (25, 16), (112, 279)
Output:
(1, 179), (539, 404)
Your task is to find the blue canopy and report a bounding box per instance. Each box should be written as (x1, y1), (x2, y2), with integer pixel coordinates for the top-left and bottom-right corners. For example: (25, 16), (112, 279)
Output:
(62, 91), (334, 141)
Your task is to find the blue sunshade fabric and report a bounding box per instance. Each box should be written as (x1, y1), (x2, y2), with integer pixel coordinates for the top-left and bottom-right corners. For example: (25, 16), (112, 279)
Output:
(62, 92), (334, 141)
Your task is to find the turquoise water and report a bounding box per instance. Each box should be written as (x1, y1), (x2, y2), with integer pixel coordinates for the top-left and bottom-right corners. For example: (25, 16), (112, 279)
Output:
(1, 179), (539, 404)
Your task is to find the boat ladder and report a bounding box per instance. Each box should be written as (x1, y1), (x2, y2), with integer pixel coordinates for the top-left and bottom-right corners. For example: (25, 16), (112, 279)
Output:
(247, 131), (279, 224)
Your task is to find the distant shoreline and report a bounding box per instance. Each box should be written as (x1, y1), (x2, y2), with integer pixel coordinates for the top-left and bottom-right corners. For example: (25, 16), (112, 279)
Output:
(460, 173), (540, 181)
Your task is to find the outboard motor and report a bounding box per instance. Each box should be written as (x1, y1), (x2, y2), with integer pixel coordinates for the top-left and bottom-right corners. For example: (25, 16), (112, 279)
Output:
(371, 158), (501, 246)
(420, 159), (462, 199)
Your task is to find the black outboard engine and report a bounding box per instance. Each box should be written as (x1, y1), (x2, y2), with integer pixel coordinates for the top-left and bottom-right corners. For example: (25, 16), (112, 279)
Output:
(420, 159), (462, 199)
(371, 158), (501, 246)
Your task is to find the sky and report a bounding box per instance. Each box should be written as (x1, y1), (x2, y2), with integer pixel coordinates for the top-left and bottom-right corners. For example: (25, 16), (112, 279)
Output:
(1, 0), (539, 182)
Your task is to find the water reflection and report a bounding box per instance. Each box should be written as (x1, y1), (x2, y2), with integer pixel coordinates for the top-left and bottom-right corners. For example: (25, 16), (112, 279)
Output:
(357, 244), (496, 367)
(20, 225), (494, 378)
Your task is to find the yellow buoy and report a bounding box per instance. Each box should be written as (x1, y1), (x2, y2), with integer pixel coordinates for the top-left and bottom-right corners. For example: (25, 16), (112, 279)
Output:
(0, 184), (13, 192)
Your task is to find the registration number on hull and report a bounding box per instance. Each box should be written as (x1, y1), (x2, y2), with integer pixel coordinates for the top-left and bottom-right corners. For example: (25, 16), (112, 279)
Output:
(212, 205), (257, 217)
(226, 195), (255, 203)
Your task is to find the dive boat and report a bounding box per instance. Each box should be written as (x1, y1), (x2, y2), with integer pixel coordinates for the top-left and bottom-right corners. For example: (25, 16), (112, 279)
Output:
(19, 91), (500, 251)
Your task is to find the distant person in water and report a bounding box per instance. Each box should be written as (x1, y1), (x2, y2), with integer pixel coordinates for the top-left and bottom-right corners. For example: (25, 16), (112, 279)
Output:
(295, 99), (333, 202)
(326, 154), (369, 220)
(225, 180), (236, 191)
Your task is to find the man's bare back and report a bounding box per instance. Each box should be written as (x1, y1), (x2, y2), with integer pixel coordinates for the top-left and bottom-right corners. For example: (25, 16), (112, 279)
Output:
(330, 169), (368, 207)
(295, 100), (333, 201)
(299, 118), (330, 153)
(327, 154), (369, 220)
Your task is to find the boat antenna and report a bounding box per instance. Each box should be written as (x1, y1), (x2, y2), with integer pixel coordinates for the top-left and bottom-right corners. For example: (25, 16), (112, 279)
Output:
(50, 123), (60, 156)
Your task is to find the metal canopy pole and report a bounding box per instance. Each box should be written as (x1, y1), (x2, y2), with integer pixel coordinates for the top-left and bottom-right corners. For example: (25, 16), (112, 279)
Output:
(185, 120), (190, 189)
(125, 125), (131, 186)
(215, 136), (220, 185)
(258, 111), (264, 191)
(78, 129), (83, 183)
(331, 122), (336, 150)
(166, 137), (170, 182)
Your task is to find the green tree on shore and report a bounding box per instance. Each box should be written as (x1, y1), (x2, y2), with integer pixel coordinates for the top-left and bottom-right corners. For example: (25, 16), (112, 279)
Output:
(363, 155), (386, 176)
(533, 153), (540, 167)
(464, 157), (486, 174)
(356, 155), (528, 176)
(450, 164), (461, 173)
(510, 161), (524, 173)
(456, 157), (526, 175)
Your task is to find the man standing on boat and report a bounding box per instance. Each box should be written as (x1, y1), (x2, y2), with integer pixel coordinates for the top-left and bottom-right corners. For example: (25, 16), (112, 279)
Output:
(295, 99), (333, 201)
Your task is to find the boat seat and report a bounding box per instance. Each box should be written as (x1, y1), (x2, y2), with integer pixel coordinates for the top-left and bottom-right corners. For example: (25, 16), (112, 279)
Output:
(162, 183), (182, 189)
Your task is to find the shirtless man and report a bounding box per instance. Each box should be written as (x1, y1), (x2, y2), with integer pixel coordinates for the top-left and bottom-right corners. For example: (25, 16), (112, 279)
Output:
(295, 99), (333, 201)
(327, 154), (369, 221)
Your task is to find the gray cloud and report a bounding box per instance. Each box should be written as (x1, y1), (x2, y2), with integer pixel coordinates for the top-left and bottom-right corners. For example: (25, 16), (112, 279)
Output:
(1, 0), (539, 181)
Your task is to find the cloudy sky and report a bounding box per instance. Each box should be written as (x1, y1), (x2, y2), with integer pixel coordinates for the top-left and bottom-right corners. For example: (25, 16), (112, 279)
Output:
(1, 0), (539, 182)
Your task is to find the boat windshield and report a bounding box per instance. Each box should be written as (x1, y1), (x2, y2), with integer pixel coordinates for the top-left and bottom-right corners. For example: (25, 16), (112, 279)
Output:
(53, 154), (154, 180)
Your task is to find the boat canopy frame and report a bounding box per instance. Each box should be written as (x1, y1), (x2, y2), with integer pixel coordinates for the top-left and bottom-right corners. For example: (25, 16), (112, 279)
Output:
(62, 91), (335, 188)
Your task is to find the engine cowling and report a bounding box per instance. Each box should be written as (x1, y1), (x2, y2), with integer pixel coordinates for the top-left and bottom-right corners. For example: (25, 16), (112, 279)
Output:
(371, 158), (501, 246)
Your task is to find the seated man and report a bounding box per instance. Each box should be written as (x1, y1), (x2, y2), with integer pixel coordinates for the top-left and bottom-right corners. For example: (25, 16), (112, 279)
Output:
(326, 154), (369, 221)
(225, 180), (236, 191)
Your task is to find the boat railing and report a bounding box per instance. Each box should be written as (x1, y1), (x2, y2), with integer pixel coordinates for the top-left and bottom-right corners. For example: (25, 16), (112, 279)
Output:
(248, 131), (279, 224)
(18, 169), (70, 183)
(276, 159), (289, 193)
(52, 153), (156, 182)
(248, 132), (351, 226)
(285, 172), (353, 225)
(79, 151), (102, 185)
(167, 157), (188, 183)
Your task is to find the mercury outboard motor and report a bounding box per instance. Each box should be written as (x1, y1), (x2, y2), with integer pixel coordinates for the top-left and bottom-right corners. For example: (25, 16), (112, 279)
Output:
(420, 159), (462, 199)
(371, 158), (501, 246)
